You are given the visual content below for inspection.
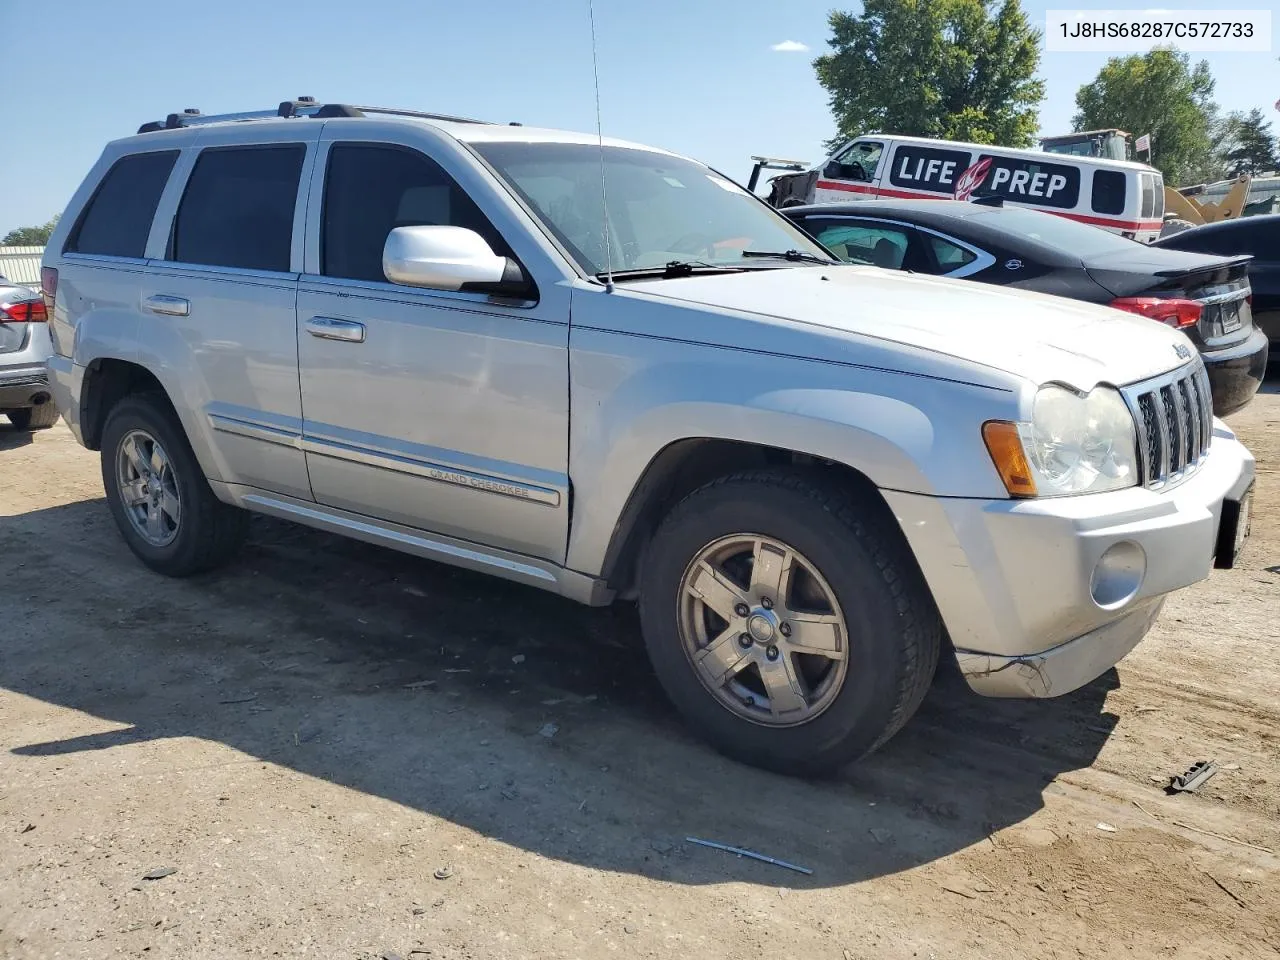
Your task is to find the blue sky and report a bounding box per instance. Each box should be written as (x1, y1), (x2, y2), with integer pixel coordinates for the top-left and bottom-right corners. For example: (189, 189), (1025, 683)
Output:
(1, 0), (1276, 234)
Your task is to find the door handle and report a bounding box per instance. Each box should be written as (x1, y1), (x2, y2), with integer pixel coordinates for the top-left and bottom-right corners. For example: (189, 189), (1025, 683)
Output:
(306, 316), (366, 343)
(142, 294), (190, 317)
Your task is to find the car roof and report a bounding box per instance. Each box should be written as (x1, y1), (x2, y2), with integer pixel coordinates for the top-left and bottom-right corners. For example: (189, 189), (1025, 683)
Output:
(114, 112), (688, 160)
(785, 199), (1034, 227)
(849, 133), (1158, 173)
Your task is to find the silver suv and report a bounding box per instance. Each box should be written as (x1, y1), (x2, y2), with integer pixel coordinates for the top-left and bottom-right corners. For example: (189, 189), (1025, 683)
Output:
(43, 100), (1255, 775)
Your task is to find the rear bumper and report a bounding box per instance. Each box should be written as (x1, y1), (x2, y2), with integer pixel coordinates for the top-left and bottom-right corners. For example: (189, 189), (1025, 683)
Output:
(0, 365), (51, 409)
(1203, 326), (1267, 416)
(45, 354), (86, 444)
(885, 423), (1254, 698)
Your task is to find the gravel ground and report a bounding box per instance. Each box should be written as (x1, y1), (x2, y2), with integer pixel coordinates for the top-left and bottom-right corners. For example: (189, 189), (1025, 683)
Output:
(1, 386), (1278, 959)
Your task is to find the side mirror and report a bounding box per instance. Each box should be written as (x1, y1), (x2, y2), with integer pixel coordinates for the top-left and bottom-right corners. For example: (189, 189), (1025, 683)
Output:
(382, 225), (532, 297)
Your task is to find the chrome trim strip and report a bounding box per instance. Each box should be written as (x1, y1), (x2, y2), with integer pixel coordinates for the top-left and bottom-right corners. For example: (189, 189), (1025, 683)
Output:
(240, 493), (557, 585)
(1195, 289), (1249, 306)
(301, 434), (562, 507)
(210, 413), (302, 449)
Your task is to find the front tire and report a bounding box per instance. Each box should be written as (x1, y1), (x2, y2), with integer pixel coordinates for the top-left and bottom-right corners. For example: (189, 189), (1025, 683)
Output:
(638, 469), (942, 777)
(100, 393), (248, 577)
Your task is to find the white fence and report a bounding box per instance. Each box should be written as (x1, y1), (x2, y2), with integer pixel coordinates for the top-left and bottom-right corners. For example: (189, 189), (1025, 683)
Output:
(0, 245), (45, 288)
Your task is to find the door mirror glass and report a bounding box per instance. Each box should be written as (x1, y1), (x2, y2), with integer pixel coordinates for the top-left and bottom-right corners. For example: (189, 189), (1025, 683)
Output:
(382, 225), (529, 295)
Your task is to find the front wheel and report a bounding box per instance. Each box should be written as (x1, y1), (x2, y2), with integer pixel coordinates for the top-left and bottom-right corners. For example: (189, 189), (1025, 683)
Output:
(638, 469), (942, 776)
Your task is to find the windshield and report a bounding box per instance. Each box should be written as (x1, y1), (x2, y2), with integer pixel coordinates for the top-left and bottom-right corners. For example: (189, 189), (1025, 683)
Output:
(471, 141), (833, 276)
(970, 205), (1144, 257)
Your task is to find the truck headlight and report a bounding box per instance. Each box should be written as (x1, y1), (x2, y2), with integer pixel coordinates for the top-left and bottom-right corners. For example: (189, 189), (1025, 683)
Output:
(983, 385), (1139, 498)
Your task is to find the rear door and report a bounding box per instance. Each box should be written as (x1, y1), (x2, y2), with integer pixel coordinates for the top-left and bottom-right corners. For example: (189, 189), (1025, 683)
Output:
(142, 124), (319, 501)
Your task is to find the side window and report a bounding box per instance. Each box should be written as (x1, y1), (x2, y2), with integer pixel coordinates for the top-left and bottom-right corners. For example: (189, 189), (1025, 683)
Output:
(808, 220), (910, 269)
(1091, 170), (1127, 215)
(1139, 174), (1156, 219)
(171, 145), (304, 272)
(66, 151), (178, 258)
(925, 234), (978, 274)
(826, 141), (884, 183)
(322, 143), (513, 283)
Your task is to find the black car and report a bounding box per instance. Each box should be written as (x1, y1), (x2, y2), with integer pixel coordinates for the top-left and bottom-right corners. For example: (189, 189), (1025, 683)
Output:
(784, 199), (1268, 416)
(1153, 215), (1280, 353)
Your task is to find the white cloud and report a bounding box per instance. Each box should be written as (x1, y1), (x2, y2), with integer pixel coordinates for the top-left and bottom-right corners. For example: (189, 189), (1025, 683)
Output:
(770, 40), (810, 53)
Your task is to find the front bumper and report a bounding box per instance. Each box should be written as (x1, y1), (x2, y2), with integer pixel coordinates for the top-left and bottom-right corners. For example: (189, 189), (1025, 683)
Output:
(1203, 326), (1267, 417)
(884, 423), (1255, 698)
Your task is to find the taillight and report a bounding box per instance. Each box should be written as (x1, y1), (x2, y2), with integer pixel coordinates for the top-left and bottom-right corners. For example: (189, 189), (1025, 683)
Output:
(1109, 296), (1202, 329)
(0, 299), (48, 323)
(41, 266), (58, 314)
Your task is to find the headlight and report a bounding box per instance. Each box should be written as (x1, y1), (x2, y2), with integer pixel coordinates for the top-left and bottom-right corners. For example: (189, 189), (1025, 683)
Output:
(983, 385), (1139, 497)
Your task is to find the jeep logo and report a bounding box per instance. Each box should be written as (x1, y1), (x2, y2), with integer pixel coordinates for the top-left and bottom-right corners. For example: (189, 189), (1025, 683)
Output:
(1174, 343), (1192, 360)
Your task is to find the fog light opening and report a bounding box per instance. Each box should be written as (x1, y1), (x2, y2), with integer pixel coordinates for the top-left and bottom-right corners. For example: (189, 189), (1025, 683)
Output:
(1091, 541), (1147, 609)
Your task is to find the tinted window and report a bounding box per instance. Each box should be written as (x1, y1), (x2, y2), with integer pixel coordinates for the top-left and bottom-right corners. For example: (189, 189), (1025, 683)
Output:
(926, 234), (978, 273)
(809, 221), (910, 269)
(969, 206), (1140, 256)
(67, 151), (178, 258)
(172, 145), (304, 272)
(887, 145), (973, 194)
(1140, 174), (1156, 218)
(322, 144), (512, 283)
(975, 155), (1080, 209)
(1092, 170), (1127, 215)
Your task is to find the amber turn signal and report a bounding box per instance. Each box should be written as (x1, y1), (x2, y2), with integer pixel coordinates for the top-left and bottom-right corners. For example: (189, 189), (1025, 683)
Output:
(982, 421), (1037, 498)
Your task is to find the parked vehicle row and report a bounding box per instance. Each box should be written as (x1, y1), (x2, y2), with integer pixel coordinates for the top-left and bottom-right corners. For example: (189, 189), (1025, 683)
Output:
(782, 199), (1268, 415)
(38, 100), (1255, 776)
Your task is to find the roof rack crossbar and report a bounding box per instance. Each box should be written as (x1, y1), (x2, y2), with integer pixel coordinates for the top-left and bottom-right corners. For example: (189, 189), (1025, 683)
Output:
(138, 99), (493, 135)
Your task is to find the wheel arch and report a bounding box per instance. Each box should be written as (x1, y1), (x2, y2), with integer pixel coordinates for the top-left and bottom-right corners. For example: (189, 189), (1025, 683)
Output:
(79, 357), (170, 451)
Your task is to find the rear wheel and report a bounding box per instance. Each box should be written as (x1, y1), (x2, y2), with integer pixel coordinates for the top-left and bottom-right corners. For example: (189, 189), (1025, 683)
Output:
(6, 404), (60, 430)
(100, 393), (248, 576)
(638, 469), (942, 777)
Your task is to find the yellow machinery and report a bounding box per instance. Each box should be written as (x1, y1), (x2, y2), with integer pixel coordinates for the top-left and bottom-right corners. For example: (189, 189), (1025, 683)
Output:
(1165, 173), (1254, 226)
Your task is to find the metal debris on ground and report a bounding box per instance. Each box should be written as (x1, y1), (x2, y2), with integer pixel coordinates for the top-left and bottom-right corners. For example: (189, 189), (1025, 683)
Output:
(1169, 760), (1219, 794)
(538, 723), (559, 739)
(684, 836), (813, 875)
(141, 867), (177, 881)
(20, 823), (35, 833)
(511, 654), (526, 664)
(1095, 822), (1117, 832)
(433, 864), (454, 880)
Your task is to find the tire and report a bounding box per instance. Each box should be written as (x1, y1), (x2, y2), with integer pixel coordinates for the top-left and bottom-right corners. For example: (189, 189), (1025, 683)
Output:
(6, 404), (60, 430)
(638, 468), (942, 777)
(100, 392), (248, 577)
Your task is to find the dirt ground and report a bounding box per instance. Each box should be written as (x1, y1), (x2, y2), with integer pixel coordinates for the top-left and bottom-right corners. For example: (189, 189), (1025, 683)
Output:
(2, 388), (1278, 960)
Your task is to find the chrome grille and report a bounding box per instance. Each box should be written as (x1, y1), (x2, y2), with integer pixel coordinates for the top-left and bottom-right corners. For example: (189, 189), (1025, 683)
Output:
(1124, 362), (1212, 489)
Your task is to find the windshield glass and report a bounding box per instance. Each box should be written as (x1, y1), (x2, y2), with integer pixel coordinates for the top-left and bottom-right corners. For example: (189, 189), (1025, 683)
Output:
(971, 205), (1143, 257)
(471, 141), (833, 275)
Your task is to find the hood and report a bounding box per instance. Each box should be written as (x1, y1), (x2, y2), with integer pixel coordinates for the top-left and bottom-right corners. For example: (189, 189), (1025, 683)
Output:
(627, 266), (1193, 391)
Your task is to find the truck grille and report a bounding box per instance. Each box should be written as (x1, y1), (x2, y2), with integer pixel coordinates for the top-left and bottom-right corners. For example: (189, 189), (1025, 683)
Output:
(1125, 362), (1213, 489)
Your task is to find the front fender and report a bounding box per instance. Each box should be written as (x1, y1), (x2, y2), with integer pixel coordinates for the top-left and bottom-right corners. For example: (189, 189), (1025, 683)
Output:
(565, 330), (1017, 577)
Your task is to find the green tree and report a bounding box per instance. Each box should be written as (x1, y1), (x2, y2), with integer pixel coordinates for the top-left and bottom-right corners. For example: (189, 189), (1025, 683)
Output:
(814, 0), (1045, 151)
(2, 215), (59, 247)
(1224, 108), (1279, 177)
(1072, 48), (1217, 186)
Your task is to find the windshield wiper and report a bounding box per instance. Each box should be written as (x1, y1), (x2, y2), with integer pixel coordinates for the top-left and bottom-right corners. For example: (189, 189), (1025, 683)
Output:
(740, 249), (834, 265)
(597, 260), (751, 282)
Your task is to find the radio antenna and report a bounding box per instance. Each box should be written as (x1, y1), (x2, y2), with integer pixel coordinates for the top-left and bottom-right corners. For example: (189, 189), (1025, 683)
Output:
(587, 0), (614, 292)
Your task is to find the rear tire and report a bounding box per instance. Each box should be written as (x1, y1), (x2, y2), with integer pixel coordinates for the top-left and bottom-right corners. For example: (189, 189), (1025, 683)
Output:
(7, 404), (60, 430)
(638, 468), (942, 777)
(100, 393), (248, 577)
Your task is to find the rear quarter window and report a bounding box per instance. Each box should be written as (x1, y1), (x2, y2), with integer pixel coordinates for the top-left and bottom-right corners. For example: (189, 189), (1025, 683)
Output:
(66, 151), (179, 258)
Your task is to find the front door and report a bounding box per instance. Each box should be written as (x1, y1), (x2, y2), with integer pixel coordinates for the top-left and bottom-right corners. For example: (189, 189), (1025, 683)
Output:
(295, 137), (570, 563)
(813, 140), (886, 204)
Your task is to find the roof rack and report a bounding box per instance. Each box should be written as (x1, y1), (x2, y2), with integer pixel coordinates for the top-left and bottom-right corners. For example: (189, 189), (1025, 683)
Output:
(137, 97), (495, 134)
